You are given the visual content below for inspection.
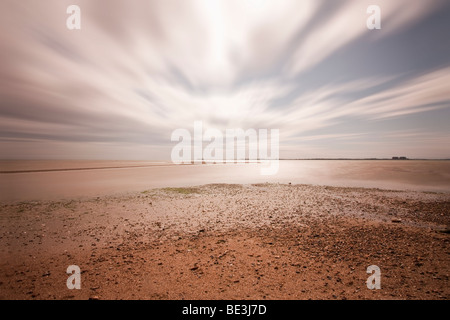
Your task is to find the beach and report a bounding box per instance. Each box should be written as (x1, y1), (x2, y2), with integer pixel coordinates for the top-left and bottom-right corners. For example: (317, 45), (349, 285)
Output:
(1, 164), (449, 299)
(2, 0), (450, 304)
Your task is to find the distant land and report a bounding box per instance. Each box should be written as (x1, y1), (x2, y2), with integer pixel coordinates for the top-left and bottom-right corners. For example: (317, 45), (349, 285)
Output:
(278, 158), (450, 161)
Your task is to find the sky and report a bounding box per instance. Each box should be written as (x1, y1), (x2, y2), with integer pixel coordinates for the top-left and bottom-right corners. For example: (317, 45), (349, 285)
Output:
(1, 0), (450, 160)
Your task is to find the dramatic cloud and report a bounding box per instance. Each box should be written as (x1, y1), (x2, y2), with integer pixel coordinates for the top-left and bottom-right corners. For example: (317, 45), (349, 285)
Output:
(0, 0), (449, 159)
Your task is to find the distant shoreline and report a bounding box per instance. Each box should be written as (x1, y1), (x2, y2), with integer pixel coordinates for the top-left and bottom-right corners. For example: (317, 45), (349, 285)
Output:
(278, 158), (450, 161)
(2, 158), (449, 162)
(0, 163), (182, 174)
(1, 158), (449, 175)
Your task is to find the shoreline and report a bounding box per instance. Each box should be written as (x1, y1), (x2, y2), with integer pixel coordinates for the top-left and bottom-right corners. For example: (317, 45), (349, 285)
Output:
(2, 160), (450, 203)
(0, 183), (449, 300)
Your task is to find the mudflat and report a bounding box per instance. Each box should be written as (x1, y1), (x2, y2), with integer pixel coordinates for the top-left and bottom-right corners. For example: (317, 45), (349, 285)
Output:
(0, 183), (448, 300)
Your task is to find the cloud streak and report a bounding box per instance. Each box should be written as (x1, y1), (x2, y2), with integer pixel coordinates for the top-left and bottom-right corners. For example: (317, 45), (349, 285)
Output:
(0, 0), (449, 159)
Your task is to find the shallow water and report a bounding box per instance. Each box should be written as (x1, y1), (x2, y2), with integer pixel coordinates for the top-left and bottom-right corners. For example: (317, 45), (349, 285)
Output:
(0, 160), (449, 202)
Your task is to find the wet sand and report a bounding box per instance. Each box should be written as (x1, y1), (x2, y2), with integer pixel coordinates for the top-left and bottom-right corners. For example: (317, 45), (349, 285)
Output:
(0, 183), (449, 300)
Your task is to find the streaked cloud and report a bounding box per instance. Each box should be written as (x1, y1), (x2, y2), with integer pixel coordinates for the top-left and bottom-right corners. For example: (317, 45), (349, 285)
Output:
(0, 0), (449, 159)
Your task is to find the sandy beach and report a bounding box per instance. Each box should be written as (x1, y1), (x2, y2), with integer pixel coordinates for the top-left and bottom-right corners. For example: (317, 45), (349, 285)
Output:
(1, 182), (449, 300)
(2, 0), (450, 304)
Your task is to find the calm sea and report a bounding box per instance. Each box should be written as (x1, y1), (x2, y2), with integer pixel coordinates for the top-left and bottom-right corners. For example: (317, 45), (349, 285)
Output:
(0, 160), (449, 201)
